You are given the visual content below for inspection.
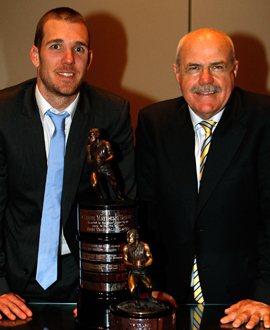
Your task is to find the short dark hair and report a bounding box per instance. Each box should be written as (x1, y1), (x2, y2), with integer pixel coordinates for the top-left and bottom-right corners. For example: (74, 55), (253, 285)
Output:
(34, 7), (90, 50)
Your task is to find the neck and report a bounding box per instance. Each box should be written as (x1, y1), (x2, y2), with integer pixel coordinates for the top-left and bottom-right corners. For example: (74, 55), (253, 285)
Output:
(42, 91), (78, 112)
(37, 80), (79, 112)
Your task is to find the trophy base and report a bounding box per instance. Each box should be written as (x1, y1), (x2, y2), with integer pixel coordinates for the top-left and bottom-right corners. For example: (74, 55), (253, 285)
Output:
(110, 299), (176, 330)
(76, 286), (131, 329)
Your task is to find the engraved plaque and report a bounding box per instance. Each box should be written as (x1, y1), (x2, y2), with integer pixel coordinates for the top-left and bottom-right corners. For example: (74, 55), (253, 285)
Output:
(81, 280), (128, 292)
(80, 251), (123, 263)
(79, 208), (134, 234)
(80, 241), (124, 253)
(81, 270), (127, 282)
(80, 261), (126, 272)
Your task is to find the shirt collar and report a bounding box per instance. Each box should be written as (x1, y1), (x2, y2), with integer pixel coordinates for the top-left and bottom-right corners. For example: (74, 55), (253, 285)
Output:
(35, 85), (79, 119)
(188, 105), (225, 131)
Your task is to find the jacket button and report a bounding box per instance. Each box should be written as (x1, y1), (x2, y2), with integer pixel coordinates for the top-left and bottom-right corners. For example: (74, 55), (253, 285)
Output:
(23, 268), (29, 275)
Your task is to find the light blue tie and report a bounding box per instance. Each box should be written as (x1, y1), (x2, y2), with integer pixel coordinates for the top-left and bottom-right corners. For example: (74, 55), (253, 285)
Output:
(36, 110), (69, 290)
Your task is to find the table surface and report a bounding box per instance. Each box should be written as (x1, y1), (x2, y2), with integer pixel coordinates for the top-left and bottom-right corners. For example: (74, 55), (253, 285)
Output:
(0, 303), (265, 330)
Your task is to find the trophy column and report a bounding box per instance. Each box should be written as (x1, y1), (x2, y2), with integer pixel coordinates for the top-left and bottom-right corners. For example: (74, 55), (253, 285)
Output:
(76, 200), (137, 329)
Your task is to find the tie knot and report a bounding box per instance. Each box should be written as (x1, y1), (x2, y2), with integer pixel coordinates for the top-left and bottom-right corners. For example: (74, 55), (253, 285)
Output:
(46, 110), (70, 131)
(200, 120), (216, 134)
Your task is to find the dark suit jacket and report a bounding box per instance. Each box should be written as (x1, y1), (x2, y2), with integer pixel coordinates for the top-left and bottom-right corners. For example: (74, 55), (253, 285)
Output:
(0, 78), (136, 296)
(136, 87), (270, 304)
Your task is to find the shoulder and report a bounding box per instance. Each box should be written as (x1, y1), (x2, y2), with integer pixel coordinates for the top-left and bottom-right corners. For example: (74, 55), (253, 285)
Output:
(123, 244), (128, 252)
(103, 140), (112, 147)
(228, 88), (270, 134)
(233, 87), (270, 114)
(136, 96), (187, 135)
(0, 79), (36, 110)
(81, 82), (127, 108)
(0, 79), (36, 102)
(139, 96), (185, 118)
(139, 241), (149, 249)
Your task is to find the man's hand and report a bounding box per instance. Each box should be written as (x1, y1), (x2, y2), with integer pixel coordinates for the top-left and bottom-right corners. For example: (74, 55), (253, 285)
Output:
(0, 293), (32, 320)
(220, 299), (270, 329)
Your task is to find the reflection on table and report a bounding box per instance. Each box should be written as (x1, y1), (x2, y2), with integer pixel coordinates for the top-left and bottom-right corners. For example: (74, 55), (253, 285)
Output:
(0, 303), (266, 330)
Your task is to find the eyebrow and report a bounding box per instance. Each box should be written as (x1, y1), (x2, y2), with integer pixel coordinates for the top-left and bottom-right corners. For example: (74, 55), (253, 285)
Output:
(46, 38), (64, 46)
(186, 62), (201, 67)
(210, 61), (226, 66)
(46, 38), (88, 48)
(186, 61), (226, 66)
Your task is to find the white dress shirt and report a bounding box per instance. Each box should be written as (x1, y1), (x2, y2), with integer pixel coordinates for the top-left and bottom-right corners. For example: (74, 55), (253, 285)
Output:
(188, 106), (224, 191)
(35, 85), (79, 255)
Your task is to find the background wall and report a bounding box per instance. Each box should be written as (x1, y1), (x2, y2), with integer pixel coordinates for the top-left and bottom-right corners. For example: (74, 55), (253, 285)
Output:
(0, 0), (269, 132)
(191, 0), (270, 96)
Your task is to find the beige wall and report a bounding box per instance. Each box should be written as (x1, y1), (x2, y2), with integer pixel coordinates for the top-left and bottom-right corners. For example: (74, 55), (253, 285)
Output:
(0, 1), (269, 131)
(0, 0), (187, 131)
(191, 0), (270, 96)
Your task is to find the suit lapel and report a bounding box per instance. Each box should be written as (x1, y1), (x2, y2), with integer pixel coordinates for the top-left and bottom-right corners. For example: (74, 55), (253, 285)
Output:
(164, 103), (198, 223)
(61, 86), (94, 226)
(21, 81), (47, 213)
(196, 90), (246, 217)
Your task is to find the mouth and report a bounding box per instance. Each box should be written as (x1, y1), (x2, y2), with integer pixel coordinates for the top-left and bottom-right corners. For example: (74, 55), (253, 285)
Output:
(57, 72), (75, 77)
(197, 91), (215, 95)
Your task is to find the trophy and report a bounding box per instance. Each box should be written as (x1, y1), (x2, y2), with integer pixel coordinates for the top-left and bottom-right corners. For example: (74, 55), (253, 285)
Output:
(76, 129), (137, 329)
(110, 229), (176, 330)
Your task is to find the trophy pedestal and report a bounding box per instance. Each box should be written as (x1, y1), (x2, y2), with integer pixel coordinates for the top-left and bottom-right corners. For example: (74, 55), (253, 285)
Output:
(110, 299), (176, 330)
(76, 200), (136, 329)
(75, 287), (131, 329)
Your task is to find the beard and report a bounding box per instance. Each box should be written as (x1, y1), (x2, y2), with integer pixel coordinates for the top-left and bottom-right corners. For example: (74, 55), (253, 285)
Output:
(38, 64), (85, 97)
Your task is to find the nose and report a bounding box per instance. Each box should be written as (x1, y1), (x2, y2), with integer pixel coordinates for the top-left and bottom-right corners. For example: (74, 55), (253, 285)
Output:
(199, 67), (214, 85)
(62, 49), (75, 65)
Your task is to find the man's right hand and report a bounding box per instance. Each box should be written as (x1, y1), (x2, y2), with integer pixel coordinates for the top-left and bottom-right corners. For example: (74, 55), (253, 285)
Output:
(0, 293), (32, 320)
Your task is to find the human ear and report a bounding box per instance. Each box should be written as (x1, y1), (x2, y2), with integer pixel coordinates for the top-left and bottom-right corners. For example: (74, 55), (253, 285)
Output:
(30, 45), (40, 68)
(173, 63), (180, 82)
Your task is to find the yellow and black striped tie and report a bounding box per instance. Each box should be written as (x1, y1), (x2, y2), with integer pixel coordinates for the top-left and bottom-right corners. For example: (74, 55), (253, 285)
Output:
(192, 304), (205, 330)
(193, 120), (216, 304)
(193, 256), (204, 303)
(199, 120), (216, 181)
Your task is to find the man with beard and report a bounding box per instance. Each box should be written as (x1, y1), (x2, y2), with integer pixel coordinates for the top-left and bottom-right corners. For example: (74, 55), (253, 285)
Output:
(136, 28), (270, 329)
(0, 7), (135, 320)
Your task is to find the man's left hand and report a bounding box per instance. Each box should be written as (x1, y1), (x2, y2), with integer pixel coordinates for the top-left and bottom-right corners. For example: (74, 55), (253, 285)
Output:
(220, 299), (270, 329)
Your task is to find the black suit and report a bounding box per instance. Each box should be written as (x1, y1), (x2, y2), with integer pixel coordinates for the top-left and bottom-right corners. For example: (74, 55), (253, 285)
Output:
(136, 87), (270, 304)
(0, 78), (136, 297)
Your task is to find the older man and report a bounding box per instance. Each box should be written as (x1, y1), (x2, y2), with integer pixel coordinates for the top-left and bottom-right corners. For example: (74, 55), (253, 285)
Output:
(0, 7), (135, 320)
(136, 28), (270, 328)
